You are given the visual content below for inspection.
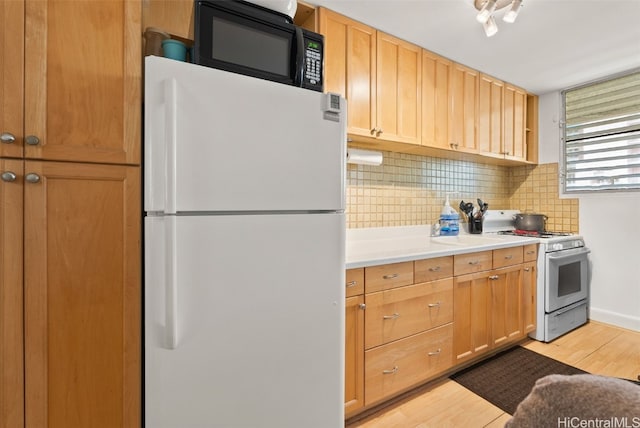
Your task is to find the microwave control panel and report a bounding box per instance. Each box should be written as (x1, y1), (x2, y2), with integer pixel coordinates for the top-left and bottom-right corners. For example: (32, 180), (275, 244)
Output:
(302, 34), (323, 92)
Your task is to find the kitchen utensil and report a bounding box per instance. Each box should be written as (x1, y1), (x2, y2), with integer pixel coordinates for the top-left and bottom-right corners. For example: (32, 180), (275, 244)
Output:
(514, 213), (547, 231)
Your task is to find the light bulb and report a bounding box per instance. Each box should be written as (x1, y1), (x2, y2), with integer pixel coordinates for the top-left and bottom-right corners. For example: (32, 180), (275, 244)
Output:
(503, 0), (522, 23)
(483, 15), (498, 37)
(476, 0), (497, 23)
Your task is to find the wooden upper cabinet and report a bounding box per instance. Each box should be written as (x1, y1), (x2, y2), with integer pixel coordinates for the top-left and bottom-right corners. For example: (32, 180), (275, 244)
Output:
(450, 63), (479, 153)
(318, 8), (376, 139)
(478, 73), (504, 157)
(503, 83), (528, 161)
(23, 0), (141, 165)
(0, 159), (24, 428)
(421, 50), (451, 150)
(0, 0), (24, 159)
(376, 31), (421, 145)
(24, 161), (141, 427)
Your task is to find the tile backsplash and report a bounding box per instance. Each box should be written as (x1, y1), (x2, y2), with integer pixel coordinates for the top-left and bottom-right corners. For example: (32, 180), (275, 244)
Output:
(346, 151), (578, 233)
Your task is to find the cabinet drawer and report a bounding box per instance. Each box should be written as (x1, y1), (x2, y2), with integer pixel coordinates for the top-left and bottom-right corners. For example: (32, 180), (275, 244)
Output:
(365, 262), (414, 293)
(364, 323), (453, 405)
(414, 256), (453, 282)
(523, 244), (538, 262)
(346, 268), (365, 297)
(453, 251), (492, 276)
(365, 278), (453, 349)
(493, 246), (524, 269)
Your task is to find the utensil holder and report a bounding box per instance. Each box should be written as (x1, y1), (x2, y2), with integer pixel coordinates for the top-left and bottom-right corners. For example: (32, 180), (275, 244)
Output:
(469, 217), (483, 234)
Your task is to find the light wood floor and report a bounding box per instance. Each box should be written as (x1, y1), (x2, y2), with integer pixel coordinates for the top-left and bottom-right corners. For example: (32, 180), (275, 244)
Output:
(346, 321), (640, 428)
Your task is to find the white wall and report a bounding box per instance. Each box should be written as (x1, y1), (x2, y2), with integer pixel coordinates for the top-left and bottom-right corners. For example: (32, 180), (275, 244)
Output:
(538, 92), (640, 332)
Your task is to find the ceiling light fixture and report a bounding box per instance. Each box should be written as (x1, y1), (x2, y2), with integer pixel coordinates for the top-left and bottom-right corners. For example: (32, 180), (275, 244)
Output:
(474, 0), (523, 37)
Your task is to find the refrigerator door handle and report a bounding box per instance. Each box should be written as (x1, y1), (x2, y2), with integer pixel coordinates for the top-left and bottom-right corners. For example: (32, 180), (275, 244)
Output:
(165, 216), (179, 349)
(164, 78), (178, 214)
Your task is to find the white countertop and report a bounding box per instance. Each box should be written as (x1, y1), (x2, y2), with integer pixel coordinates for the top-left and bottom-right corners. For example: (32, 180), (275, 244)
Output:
(346, 225), (539, 269)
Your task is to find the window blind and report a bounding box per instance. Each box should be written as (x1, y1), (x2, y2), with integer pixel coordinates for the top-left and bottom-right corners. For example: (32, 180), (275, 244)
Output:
(562, 70), (640, 192)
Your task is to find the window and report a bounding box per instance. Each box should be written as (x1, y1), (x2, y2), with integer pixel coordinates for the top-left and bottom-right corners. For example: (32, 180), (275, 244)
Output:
(561, 70), (640, 193)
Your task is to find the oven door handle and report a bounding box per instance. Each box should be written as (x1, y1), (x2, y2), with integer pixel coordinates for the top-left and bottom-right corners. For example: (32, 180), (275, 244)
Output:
(547, 247), (590, 259)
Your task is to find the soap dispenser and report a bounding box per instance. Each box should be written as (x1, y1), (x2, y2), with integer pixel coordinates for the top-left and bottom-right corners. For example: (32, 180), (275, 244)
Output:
(439, 193), (460, 236)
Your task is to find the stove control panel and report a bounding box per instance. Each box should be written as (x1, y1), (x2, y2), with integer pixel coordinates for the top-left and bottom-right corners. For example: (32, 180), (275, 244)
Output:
(548, 239), (585, 252)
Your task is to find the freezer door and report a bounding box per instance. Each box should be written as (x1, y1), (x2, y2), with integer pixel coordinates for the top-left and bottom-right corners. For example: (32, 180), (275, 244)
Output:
(145, 213), (345, 427)
(145, 56), (346, 214)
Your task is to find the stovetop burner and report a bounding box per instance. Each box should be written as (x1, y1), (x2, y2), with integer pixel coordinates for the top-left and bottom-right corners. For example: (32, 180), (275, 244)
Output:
(498, 230), (573, 238)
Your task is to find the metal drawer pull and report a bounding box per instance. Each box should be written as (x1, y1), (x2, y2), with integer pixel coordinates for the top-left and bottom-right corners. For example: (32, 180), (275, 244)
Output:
(468, 260), (480, 265)
(25, 135), (40, 146)
(505, 255), (513, 260)
(427, 302), (441, 308)
(346, 280), (357, 288)
(382, 366), (399, 375)
(428, 266), (441, 272)
(25, 173), (41, 183)
(489, 275), (499, 280)
(383, 273), (398, 280)
(1, 171), (17, 182)
(428, 349), (442, 356)
(1, 132), (16, 144)
(383, 313), (400, 320)
(526, 250), (536, 255)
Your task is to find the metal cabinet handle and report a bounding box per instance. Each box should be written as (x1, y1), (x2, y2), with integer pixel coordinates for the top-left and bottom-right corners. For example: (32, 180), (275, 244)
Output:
(427, 302), (441, 308)
(376, 128), (383, 136)
(427, 348), (442, 356)
(383, 273), (398, 280)
(358, 303), (366, 310)
(468, 260), (480, 265)
(489, 275), (499, 280)
(428, 266), (441, 272)
(524, 267), (531, 272)
(25, 135), (40, 146)
(1, 132), (16, 144)
(1, 171), (17, 182)
(25, 173), (41, 183)
(370, 128), (378, 135)
(383, 313), (400, 320)
(346, 280), (357, 288)
(382, 366), (399, 375)
(504, 255), (513, 260)
(526, 250), (536, 255)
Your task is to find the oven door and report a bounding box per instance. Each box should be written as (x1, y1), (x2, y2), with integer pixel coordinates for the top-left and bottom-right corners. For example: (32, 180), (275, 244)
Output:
(545, 247), (590, 313)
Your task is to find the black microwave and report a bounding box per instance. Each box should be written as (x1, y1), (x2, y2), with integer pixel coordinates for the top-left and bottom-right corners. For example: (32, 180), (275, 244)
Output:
(193, 0), (324, 92)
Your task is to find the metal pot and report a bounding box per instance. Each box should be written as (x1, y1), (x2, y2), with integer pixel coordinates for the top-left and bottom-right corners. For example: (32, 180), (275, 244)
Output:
(514, 213), (547, 231)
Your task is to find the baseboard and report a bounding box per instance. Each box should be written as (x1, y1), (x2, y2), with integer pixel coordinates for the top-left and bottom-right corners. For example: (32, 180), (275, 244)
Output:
(589, 307), (640, 332)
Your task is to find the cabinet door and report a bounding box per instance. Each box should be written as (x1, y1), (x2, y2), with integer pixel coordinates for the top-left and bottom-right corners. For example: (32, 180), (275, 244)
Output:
(0, 160), (24, 428)
(503, 84), (528, 160)
(345, 295), (365, 416)
(421, 50), (451, 150)
(0, 0), (24, 159)
(491, 266), (523, 347)
(318, 8), (376, 139)
(478, 74), (503, 156)
(376, 32), (421, 145)
(453, 272), (492, 364)
(24, 161), (140, 427)
(522, 262), (537, 333)
(23, 0), (140, 164)
(450, 63), (479, 153)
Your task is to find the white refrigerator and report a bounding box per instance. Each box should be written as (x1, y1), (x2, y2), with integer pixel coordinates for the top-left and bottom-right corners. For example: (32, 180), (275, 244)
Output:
(144, 56), (346, 427)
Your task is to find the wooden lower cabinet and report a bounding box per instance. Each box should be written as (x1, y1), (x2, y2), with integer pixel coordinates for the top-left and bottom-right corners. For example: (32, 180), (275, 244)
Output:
(522, 261), (537, 333)
(345, 294), (365, 416)
(0, 159), (24, 427)
(491, 265), (523, 347)
(453, 271), (492, 363)
(365, 324), (453, 405)
(23, 161), (141, 427)
(365, 278), (453, 349)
